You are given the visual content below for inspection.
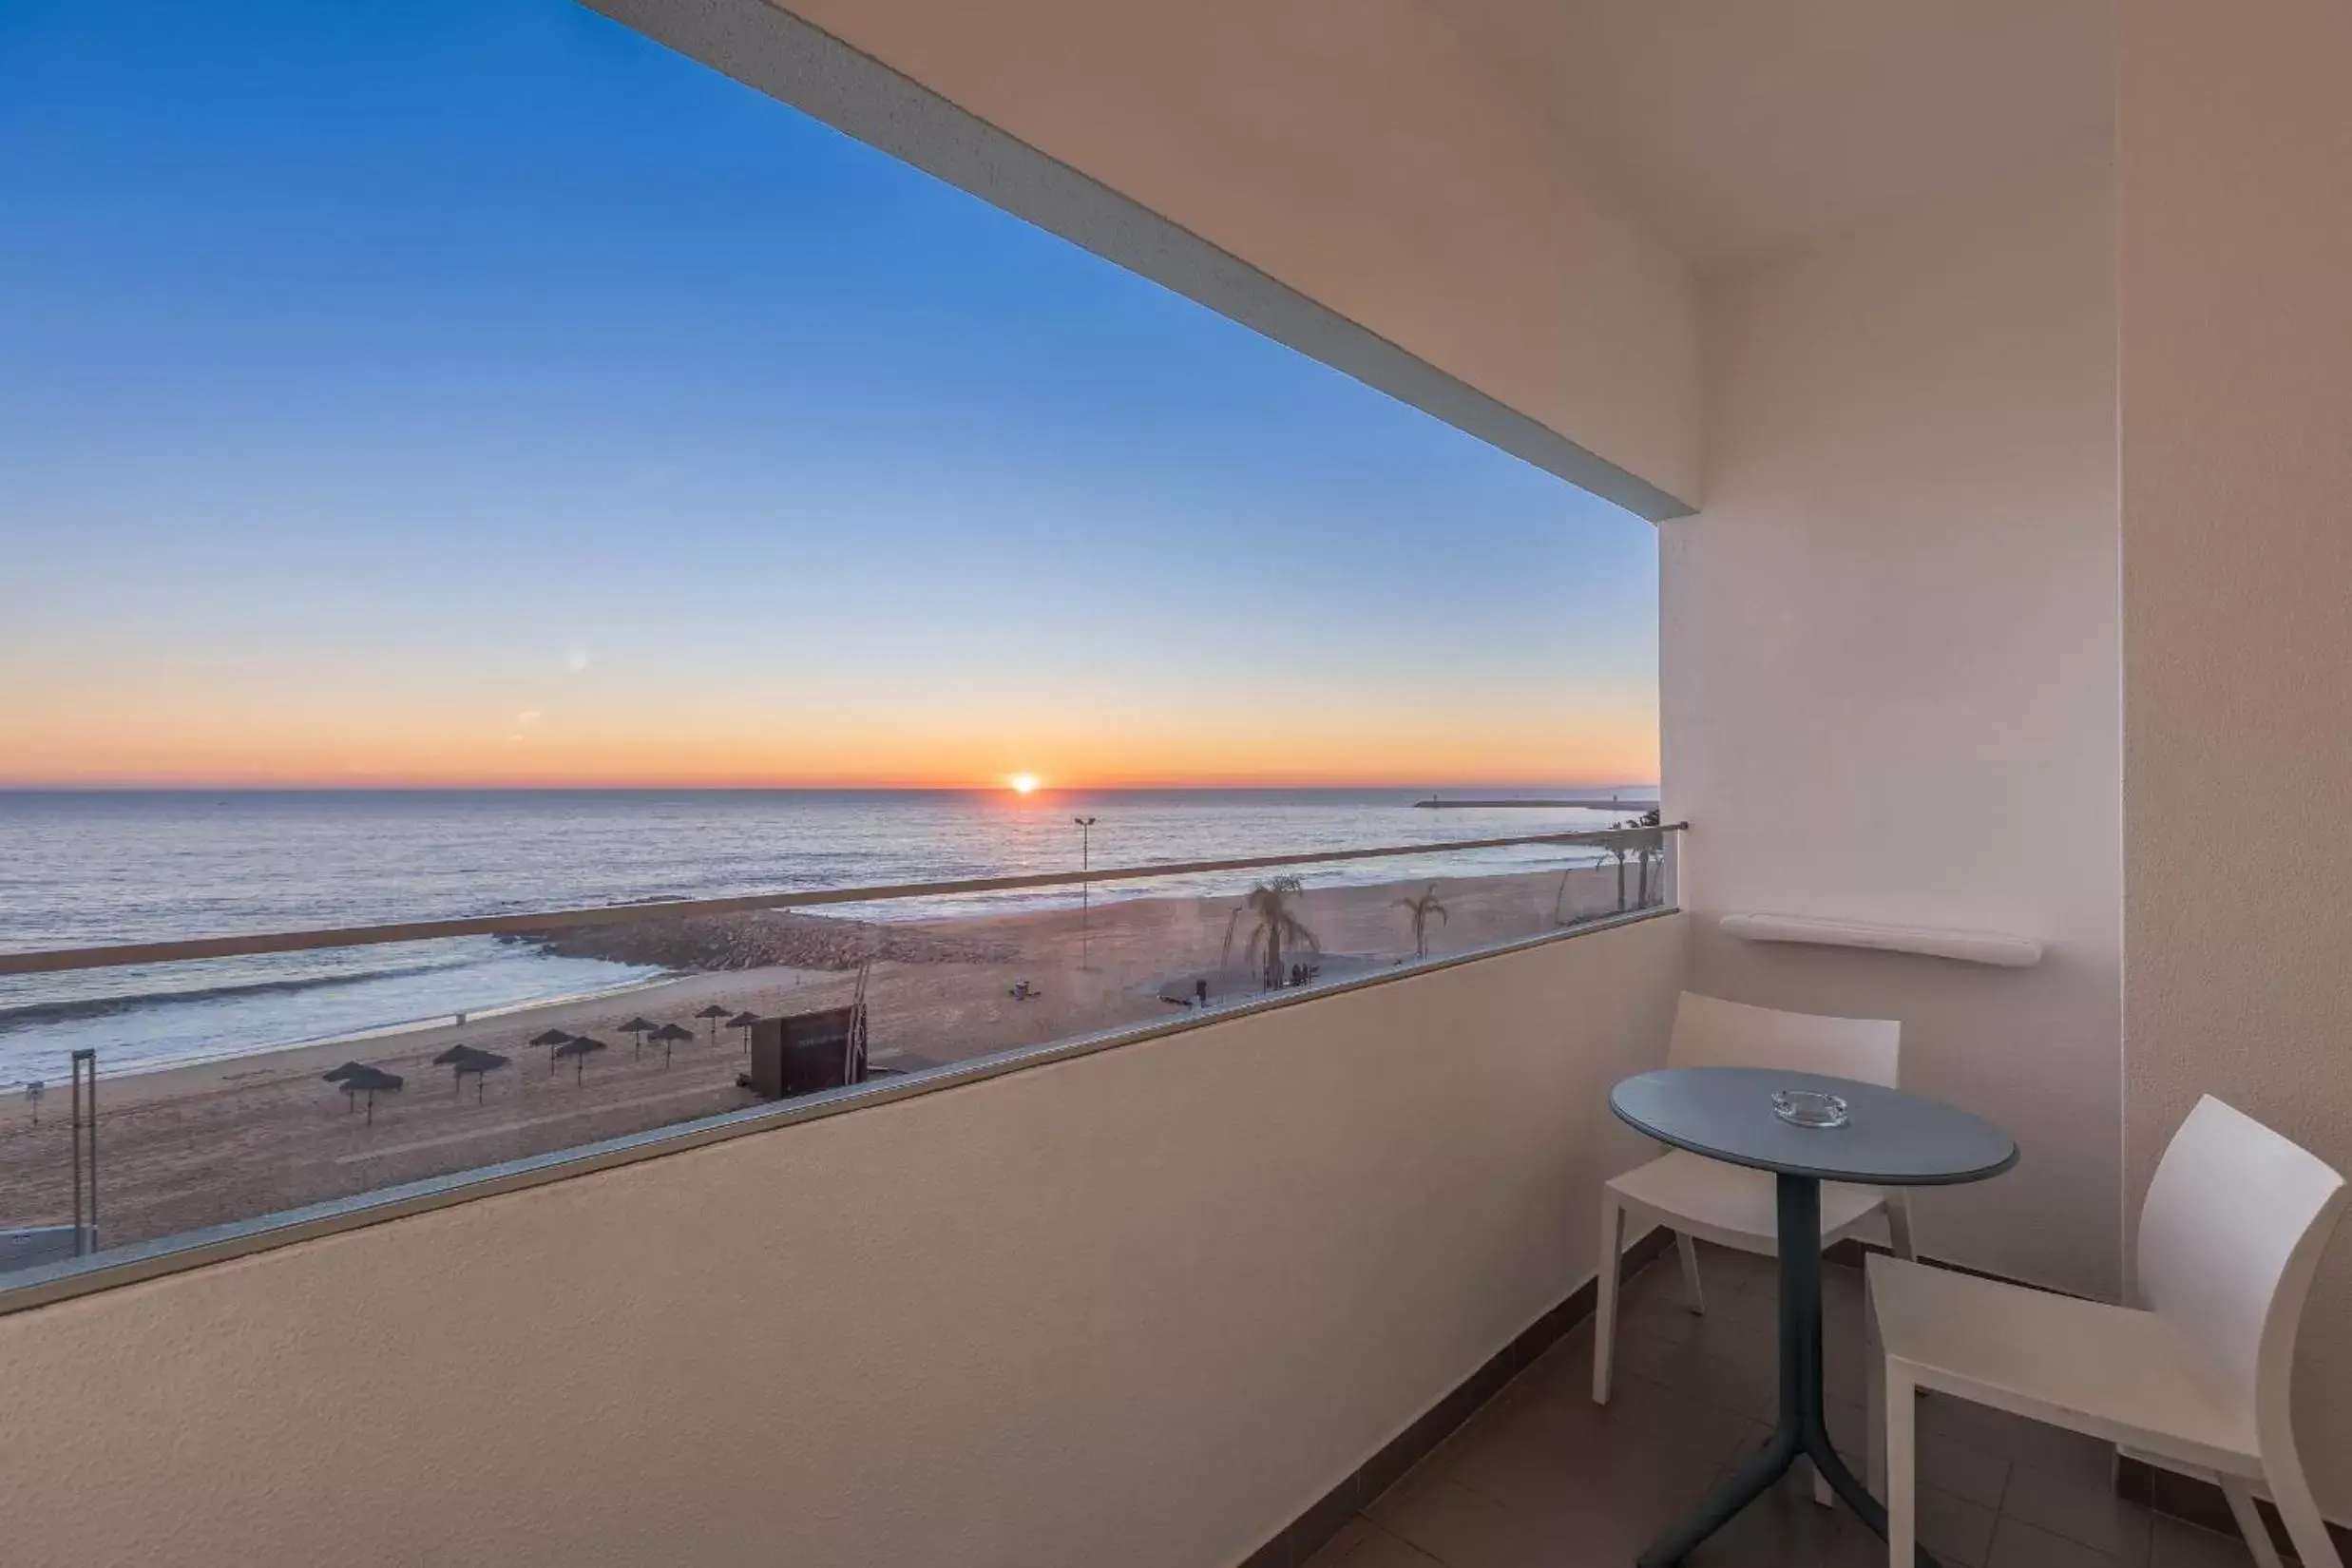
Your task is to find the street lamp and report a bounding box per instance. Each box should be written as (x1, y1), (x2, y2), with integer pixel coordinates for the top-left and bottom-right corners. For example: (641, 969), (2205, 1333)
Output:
(1073, 816), (1099, 970)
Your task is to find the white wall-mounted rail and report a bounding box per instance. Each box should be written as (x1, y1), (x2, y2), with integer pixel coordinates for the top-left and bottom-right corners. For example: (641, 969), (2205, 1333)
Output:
(1719, 912), (2042, 967)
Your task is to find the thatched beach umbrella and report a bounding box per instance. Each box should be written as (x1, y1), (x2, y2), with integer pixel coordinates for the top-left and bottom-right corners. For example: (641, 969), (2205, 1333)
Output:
(726, 1011), (759, 1053)
(437, 1045), (510, 1101)
(649, 1022), (694, 1069)
(695, 1004), (731, 1043)
(327, 1065), (404, 1124)
(529, 1028), (574, 1071)
(552, 1035), (606, 1084)
(619, 1017), (658, 1060)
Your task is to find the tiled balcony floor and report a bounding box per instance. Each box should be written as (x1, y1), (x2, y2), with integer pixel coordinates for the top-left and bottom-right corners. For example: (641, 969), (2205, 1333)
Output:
(1312, 1244), (2261, 1568)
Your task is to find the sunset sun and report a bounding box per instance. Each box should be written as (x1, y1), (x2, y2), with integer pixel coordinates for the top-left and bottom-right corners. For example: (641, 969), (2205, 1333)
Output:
(1008, 774), (1041, 794)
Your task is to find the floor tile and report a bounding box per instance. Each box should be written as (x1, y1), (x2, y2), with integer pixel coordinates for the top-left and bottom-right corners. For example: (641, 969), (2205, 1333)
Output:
(1438, 1393), (1620, 1514)
(1988, 1516), (2127, 1568)
(1916, 1482), (1999, 1567)
(1302, 1517), (1375, 1568)
(1369, 1471), (1534, 1568)
(1715, 1283), (1786, 1335)
(1920, 1397), (2115, 1488)
(1615, 1372), (1776, 1465)
(1620, 1325), (1708, 1385)
(1683, 1472), (1884, 1568)
(1509, 1447), (1729, 1568)
(2000, 1463), (2151, 1564)
(1824, 1397), (1867, 1463)
(2147, 1516), (2259, 1568)
(1687, 1305), (1778, 1363)
(1615, 1329), (1780, 1426)
(1619, 1290), (1703, 1347)
(1335, 1523), (1446, 1568)
(1918, 1428), (2013, 1510)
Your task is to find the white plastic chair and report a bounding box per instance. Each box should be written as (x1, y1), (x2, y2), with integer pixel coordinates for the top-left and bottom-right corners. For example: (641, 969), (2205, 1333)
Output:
(1868, 1096), (2348, 1568)
(1593, 992), (1915, 1405)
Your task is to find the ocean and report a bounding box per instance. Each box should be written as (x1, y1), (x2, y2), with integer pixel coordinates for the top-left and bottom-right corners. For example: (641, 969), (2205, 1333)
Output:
(0, 789), (1648, 1085)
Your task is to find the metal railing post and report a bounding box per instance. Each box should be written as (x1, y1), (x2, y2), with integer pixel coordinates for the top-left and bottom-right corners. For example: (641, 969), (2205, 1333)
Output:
(68, 1048), (96, 1256)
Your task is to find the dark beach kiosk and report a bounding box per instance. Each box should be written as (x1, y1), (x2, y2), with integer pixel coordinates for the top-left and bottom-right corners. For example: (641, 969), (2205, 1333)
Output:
(725, 1011), (760, 1053)
(619, 1017), (658, 1060)
(694, 1004), (732, 1044)
(324, 1064), (404, 1124)
(529, 1029), (574, 1071)
(434, 1044), (509, 1101)
(648, 1022), (695, 1068)
(552, 1035), (606, 1084)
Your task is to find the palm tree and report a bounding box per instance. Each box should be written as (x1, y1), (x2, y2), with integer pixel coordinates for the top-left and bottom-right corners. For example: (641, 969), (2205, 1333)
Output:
(1603, 834), (1634, 911)
(1223, 875), (1322, 989)
(1395, 884), (1448, 959)
(1628, 808), (1665, 907)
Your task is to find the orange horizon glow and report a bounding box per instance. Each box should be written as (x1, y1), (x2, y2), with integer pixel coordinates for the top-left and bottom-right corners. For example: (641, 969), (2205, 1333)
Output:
(0, 746), (1661, 794)
(0, 776), (1662, 793)
(1, 681), (1659, 793)
(0, 752), (1661, 793)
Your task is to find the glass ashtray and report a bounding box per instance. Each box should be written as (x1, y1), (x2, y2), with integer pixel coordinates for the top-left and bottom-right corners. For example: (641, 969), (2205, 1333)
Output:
(1772, 1089), (1849, 1129)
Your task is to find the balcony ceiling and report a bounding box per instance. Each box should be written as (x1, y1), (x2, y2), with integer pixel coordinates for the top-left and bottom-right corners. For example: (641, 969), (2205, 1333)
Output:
(1446, 0), (2114, 269)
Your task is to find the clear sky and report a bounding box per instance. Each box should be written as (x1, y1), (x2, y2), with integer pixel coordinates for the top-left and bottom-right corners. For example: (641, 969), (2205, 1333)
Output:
(0, 0), (1659, 791)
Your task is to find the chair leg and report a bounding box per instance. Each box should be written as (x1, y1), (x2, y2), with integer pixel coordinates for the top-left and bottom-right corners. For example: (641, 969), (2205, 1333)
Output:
(2220, 1478), (2287, 1568)
(1887, 1194), (1918, 1261)
(2266, 1459), (2345, 1568)
(1676, 1229), (1706, 1315)
(1594, 1193), (1626, 1405)
(1865, 1286), (1888, 1501)
(1885, 1366), (1917, 1568)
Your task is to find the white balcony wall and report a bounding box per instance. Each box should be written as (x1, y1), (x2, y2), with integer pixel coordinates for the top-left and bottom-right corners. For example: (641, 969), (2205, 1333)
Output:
(0, 917), (1684, 1568)
(1662, 145), (2122, 1299)
(591, 0), (1702, 513)
(2119, 0), (2352, 1518)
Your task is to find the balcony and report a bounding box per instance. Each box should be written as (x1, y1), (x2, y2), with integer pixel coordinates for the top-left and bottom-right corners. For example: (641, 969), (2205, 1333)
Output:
(0, 880), (2283, 1568)
(5, 1), (2352, 1565)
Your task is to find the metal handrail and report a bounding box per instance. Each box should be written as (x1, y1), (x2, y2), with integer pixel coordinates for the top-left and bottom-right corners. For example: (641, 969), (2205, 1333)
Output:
(0, 823), (1686, 977)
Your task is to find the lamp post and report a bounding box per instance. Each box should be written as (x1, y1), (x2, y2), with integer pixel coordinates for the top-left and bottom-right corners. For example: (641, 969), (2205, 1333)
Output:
(1073, 815), (1099, 970)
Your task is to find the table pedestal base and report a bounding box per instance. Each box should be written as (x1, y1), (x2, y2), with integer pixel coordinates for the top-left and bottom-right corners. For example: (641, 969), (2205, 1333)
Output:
(1634, 1175), (1934, 1568)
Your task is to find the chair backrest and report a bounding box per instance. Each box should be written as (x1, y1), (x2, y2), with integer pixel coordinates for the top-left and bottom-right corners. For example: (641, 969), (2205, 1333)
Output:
(1666, 991), (1902, 1086)
(2137, 1096), (2348, 1419)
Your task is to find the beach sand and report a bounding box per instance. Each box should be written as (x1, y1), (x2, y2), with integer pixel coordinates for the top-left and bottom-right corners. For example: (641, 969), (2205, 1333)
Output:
(0, 864), (1650, 1252)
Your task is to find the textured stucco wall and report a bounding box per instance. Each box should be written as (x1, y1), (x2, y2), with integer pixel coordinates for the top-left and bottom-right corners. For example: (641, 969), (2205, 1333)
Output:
(1664, 146), (2122, 1297)
(589, 0), (1701, 513)
(0, 917), (1685, 1567)
(2118, 0), (2352, 1518)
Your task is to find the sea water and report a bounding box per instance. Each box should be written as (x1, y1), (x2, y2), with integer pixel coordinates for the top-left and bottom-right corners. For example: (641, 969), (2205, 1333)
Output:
(0, 789), (1645, 1083)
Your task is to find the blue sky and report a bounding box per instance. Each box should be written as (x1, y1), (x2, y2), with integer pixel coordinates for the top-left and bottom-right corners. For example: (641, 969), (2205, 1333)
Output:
(0, 0), (1658, 788)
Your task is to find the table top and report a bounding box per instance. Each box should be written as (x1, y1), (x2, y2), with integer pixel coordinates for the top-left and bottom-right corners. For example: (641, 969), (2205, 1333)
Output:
(1610, 1066), (2018, 1186)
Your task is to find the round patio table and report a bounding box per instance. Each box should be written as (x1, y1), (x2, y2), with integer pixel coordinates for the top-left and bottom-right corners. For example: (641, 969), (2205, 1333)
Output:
(1608, 1066), (2017, 1568)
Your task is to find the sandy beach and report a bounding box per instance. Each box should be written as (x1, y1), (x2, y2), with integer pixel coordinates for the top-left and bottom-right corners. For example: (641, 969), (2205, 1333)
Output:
(0, 863), (1652, 1251)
